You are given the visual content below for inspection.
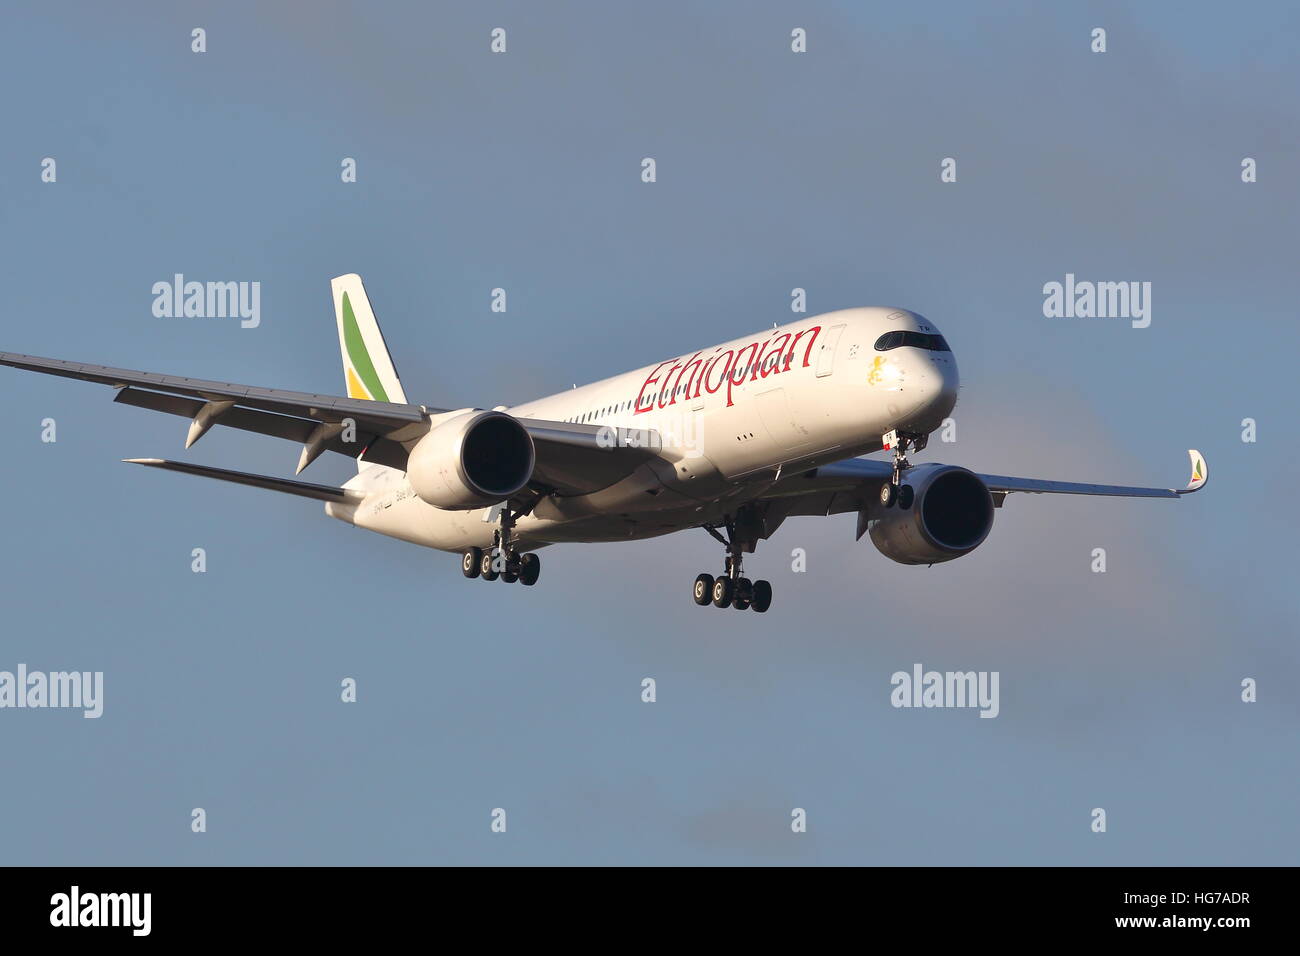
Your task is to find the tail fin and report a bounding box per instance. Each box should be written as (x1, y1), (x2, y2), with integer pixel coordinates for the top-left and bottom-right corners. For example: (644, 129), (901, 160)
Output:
(330, 274), (408, 405)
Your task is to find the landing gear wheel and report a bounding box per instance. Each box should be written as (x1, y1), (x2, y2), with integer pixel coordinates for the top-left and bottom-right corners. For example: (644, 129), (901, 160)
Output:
(693, 573), (714, 606)
(879, 481), (897, 508)
(750, 579), (773, 613)
(711, 576), (734, 608)
(484, 502), (538, 586)
(462, 547), (483, 579)
(518, 553), (541, 586)
(733, 577), (753, 610)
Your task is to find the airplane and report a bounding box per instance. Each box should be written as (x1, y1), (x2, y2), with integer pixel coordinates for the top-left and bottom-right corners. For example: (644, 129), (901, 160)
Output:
(0, 274), (1207, 612)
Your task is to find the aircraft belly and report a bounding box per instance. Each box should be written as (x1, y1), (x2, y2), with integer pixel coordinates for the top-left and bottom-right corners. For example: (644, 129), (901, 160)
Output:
(518, 508), (712, 544)
(353, 493), (494, 552)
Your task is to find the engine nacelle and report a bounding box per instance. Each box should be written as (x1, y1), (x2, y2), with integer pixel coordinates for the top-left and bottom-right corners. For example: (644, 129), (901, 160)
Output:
(406, 410), (535, 510)
(869, 464), (994, 565)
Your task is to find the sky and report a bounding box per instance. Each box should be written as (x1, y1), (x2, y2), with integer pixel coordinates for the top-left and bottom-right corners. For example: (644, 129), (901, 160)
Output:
(1, 0), (1297, 865)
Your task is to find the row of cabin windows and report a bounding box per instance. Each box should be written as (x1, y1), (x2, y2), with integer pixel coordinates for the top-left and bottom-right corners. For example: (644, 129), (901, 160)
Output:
(560, 358), (775, 424)
(565, 399), (635, 424)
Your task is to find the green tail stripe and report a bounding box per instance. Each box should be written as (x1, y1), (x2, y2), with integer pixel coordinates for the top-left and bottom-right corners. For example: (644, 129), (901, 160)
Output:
(341, 291), (390, 402)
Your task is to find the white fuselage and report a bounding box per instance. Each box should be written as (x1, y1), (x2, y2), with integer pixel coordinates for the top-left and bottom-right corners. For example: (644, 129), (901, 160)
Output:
(333, 307), (959, 551)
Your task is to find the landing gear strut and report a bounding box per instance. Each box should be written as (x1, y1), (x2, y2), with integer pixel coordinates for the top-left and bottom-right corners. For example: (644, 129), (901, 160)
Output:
(880, 429), (927, 509)
(460, 504), (541, 587)
(883, 429), (927, 486)
(692, 516), (772, 612)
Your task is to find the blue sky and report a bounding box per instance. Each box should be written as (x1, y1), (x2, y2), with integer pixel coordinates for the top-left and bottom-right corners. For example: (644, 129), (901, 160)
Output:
(1, 0), (1296, 864)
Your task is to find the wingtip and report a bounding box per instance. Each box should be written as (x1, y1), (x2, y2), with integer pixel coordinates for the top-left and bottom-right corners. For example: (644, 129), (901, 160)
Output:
(123, 458), (165, 465)
(1178, 448), (1208, 494)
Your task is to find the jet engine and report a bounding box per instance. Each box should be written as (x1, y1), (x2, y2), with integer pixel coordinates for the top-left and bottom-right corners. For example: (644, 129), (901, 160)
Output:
(869, 464), (994, 565)
(406, 410), (535, 510)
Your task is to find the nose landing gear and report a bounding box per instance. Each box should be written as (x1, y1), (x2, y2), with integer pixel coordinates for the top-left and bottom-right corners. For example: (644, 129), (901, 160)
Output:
(692, 517), (773, 612)
(882, 429), (927, 487)
(880, 429), (927, 508)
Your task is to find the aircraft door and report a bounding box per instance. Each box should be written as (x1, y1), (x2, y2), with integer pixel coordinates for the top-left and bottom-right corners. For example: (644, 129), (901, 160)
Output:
(814, 324), (846, 377)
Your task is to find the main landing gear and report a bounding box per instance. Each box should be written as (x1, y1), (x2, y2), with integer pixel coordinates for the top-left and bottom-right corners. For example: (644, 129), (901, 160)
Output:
(460, 504), (541, 587)
(691, 518), (773, 612)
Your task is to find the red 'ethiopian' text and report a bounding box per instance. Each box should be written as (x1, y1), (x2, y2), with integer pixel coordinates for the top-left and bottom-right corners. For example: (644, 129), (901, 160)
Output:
(634, 325), (821, 414)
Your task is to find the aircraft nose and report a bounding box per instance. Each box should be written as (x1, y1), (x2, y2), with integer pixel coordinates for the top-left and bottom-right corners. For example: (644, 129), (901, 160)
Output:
(933, 355), (959, 415)
(901, 353), (958, 430)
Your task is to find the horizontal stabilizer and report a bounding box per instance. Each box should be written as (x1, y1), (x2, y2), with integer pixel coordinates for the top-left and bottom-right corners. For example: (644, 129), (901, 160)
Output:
(123, 458), (362, 503)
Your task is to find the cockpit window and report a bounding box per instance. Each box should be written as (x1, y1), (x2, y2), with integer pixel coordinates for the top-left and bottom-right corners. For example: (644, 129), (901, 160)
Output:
(874, 331), (951, 352)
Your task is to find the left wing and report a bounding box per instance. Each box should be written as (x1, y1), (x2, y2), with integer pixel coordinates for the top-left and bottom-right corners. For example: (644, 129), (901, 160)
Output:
(974, 448), (1207, 499)
(757, 448), (1208, 518)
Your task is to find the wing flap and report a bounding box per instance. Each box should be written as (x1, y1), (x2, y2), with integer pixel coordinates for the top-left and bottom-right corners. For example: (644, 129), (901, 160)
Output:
(111, 386), (410, 469)
(116, 387), (315, 443)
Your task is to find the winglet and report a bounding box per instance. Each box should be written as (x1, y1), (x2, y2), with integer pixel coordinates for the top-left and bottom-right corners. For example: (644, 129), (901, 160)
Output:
(1178, 449), (1207, 495)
